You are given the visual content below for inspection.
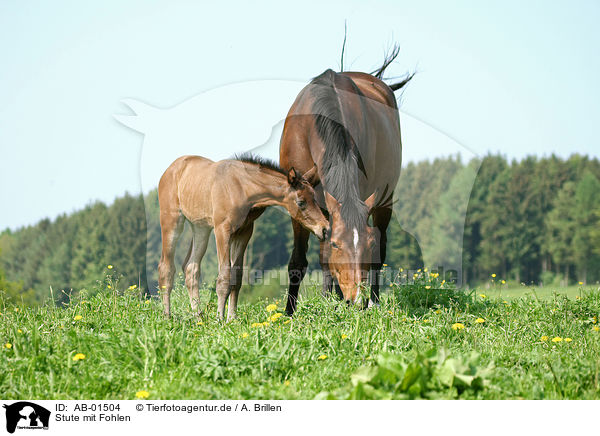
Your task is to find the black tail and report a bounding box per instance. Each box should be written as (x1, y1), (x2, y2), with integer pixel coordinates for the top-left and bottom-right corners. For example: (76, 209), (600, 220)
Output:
(371, 43), (415, 92)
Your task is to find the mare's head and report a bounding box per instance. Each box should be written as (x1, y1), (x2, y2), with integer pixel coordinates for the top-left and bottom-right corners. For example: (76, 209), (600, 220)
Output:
(323, 191), (379, 305)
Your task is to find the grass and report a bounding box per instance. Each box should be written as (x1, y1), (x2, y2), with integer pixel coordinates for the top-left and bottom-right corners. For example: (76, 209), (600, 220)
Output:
(1, 270), (599, 399)
(482, 284), (593, 300)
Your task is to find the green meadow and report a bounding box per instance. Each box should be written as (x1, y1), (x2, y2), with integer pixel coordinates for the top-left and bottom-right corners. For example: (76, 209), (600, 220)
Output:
(1, 270), (599, 400)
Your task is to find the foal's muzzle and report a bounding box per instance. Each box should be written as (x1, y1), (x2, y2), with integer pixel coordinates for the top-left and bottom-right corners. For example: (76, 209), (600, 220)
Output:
(319, 225), (330, 242)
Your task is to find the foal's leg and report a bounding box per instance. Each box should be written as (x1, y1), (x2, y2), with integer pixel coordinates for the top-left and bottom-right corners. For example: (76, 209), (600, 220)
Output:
(285, 219), (310, 316)
(227, 223), (254, 321)
(369, 207), (392, 306)
(158, 212), (185, 317)
(184, 225), (211, 316)
(214, 224), (232, 320)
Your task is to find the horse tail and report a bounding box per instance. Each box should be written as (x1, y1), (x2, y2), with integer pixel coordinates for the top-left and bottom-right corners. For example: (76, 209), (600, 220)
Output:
(370, 43), (415, 92)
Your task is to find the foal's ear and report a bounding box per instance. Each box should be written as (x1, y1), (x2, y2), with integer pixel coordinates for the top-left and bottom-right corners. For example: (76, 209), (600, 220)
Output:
(302, 164), (320, 186)
(287, 167), (301, 188)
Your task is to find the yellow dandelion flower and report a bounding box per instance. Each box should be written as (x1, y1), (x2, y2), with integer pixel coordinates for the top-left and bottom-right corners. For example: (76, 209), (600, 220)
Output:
(578, 281), (583, 285)
(551, 337), (562, 343)
(107, 265), (113, 269)
(400, 268), (404, 272)
(382, 264), (388, 267)
(441, 279), (446, 284)
(17, 329), (22, 334)
(503, 300), (509, 305)
(491, 273), (496, 278)
(196, 321), (203, 326)
(284, 380), (290, 387)
(241, 332), (249, 339)
(423, 319), (430, 323)
(268, 313), (283, 322)
(4, 343), (12, 349)
(424, 267), (428, 272)
(145, 300), (151, 304)
(540, 335), (549, 341)
(564, 338), (572, 342)
(251, 322), (263, 328)
(74, 315), (82, 321)
(135, 390), (150, 399)
(266, 304), (277, 312)
(479, 294), (486, 299)
(72, 353), (86, 361)
(317, 354), (328, 360)
(341, 334), (348, 340)
(435, 309), (441, 314)
(14, 308), (19, 312)
(592, 326), (599, 332)
(107, 285), (112, 289)
(425, 285), (431, 290)
(501, 280), (506, 284)
(451, 323), (465, 331)
(418, 268), (422, 273)
(387, 310), (393, 315)
(283, 319), (291, 324)
(475, 318), (485, 324)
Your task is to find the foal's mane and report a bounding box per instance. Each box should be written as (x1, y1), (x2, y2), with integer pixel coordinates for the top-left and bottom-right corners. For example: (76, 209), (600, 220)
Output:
(233, 153), (286, 175)
(310, 69), (368, 230)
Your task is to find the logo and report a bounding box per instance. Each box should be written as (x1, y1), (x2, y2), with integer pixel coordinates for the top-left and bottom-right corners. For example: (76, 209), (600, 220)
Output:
(2, 402), (50, 434)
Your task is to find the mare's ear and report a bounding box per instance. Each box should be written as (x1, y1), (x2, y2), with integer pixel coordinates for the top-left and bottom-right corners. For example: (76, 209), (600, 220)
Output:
(365, 192), (377, 214)
(302, 165), (320, 186)
(324, 192), (341, 217)
(287, 167), (301, 188)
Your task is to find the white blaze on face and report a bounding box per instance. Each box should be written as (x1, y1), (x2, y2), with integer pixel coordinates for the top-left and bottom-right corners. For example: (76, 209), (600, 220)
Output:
(353, 228), (359, 250)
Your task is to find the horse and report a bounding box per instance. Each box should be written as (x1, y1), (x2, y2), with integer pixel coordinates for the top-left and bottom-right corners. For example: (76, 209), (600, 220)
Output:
(279, 50), (412, 314)
(158, 154), (329, 320)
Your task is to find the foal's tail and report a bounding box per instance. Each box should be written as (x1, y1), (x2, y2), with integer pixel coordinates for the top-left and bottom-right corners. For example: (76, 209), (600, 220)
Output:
(371, 43), (415, 92)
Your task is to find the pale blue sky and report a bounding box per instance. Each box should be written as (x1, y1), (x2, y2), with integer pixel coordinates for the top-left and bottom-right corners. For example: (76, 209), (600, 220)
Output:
(1, 0), (599, 230)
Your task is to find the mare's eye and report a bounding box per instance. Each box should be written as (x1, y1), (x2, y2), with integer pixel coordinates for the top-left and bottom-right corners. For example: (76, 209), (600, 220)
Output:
(296, 199), (307, 209)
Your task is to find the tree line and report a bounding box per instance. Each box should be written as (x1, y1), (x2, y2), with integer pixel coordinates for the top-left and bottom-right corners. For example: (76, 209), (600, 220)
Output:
(1, 153), (599, 305)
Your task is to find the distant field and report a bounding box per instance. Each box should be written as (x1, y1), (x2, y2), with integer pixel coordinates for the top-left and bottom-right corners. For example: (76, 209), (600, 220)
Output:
(477, 284), (599, 301)
(1, 271), (599, 400)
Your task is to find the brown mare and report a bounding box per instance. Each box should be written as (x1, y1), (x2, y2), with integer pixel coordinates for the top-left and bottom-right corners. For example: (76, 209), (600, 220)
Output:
(158, 154), (329, 320)
(280, 51), (412, 314)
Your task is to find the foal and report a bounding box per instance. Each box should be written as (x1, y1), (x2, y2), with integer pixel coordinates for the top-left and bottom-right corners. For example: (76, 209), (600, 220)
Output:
(158, 154), (329, 320)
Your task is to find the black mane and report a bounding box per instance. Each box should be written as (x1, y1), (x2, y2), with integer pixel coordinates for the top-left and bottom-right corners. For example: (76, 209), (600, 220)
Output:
(233, 153), (286, 175)
(310, 69), (368, 230)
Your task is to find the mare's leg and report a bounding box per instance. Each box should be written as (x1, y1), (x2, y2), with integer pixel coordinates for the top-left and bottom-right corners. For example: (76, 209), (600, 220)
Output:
(158, 212), (185, 317)
(285, 219), (310, 315)
(320, 240), (333, 297)
(214, 224), (232, 320)
(369, 207), (392, 306)
(227, 223), (254, 321)
(183, 225), (211, 316)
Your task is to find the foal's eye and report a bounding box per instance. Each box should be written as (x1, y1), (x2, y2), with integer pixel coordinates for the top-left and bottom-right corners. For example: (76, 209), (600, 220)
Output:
(296, 199), (307, 209)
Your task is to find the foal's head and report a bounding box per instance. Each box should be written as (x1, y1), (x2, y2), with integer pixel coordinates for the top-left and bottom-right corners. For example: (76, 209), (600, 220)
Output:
(284, 166), (329, 241)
